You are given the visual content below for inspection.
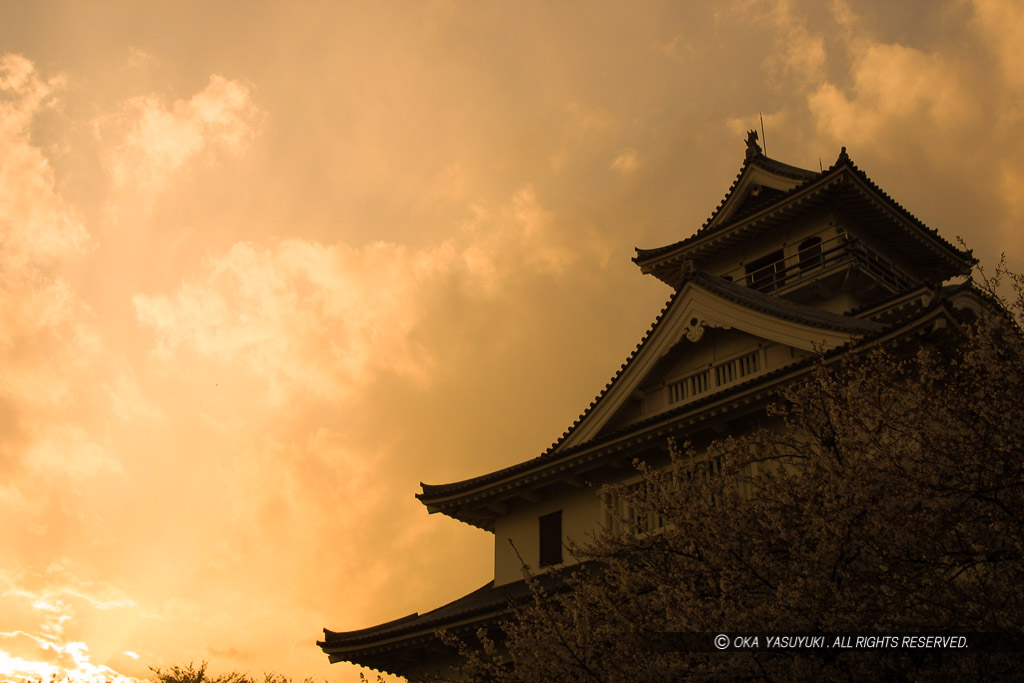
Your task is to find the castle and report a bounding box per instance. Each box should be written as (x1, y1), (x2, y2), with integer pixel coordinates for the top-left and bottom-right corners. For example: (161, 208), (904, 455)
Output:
(318, 136), (976, 679)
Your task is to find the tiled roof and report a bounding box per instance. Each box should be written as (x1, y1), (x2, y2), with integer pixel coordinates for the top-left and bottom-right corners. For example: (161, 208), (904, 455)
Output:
(634, 151), (820, 262)
(419, 271), (892, 503)
(689, 269), (884, 334)
(702, 153), (820, 228)
(830, 149), (972, 265)
(419, 147), (973, 508)
(634, 148), (972, 269)
(320, 572), (566, 650)
(419, 288), (678, 500)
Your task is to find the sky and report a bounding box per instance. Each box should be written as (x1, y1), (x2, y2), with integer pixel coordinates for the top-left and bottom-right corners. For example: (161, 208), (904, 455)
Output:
(0, 0), (1022, 680)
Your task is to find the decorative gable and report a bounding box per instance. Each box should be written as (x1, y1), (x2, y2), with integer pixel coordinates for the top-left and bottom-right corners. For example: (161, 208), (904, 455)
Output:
(555, 268), (883, 450)
(634, 148), (973, 290)
(705, 160), (814, 229)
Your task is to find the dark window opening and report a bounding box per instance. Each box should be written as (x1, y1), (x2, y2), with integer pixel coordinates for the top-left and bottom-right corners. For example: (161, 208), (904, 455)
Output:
(745, 249), (785, 291)
(539, 511), (562, 567)
(798, 237), (823, 272)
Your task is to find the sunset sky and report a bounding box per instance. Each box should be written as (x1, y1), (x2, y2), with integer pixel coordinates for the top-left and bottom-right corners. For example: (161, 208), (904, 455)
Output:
(2, 1), (1023, 680)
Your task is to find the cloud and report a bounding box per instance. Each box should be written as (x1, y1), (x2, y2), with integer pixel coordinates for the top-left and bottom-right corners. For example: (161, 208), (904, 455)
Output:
(783, 0), (1024, 252)
(763, 0), (828, 82)
(104, 365), (167, 423)
(125, 47), (158, 71)
(0, 55), (89, 270)
(1, 562), (137, 615)
(972, 0), (1024, 92)
(610, 148), (640, 174)
(97, 74), (261, 197)
(134, 186), (582, 406)
(565, 102), (615, 135)
(0, 60), (144, 682)
(807, 42), (971, 147)
(0, 55), (101, 485)
(0, 563), (139, 682)
(134, 238), (445, 405)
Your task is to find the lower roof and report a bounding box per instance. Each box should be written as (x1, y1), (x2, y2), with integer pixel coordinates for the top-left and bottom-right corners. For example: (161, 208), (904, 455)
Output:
(319, 573), (565, 676)
(418, 270), (898, 503)
(415, 282), (979, 528)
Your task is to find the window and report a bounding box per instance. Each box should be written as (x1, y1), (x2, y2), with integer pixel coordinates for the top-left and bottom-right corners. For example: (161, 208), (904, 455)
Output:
(669, 349), (762, 406)
(605, 481), (665, 536)
(667, 369), (710, 404)
(692, 454), (725, 506)
(538, 511), (562, 566)
(798, 237), (823, 272)
(714, 349), (761, 387)
(745, 249), (785, 291)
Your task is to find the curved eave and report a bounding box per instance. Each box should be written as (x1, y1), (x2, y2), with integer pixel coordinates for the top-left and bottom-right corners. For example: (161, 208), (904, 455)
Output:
(319, 574), (566, 677)
(418, 363), (817, 529)
(418, 272), (880, 529)
(417, 292), (968, 528)
(636, 152), (973, 288)
(634, 152), (822, 264)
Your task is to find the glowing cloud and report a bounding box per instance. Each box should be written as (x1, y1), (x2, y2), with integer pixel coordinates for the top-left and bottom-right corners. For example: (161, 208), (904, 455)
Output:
(97, 75), (261, 197)
(134, 186), (579, 406)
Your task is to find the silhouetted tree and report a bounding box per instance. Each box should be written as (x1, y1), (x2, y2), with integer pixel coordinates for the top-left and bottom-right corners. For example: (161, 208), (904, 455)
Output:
(445, 263), (1024, 681)
(149, 661), (298, 683)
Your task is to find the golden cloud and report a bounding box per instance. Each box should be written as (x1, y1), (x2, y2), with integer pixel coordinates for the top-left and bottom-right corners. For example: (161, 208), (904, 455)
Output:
(134, 186), (582, 406)
(96, 75), (262, 198)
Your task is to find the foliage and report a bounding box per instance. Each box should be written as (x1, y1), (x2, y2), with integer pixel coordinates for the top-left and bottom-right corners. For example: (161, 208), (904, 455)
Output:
(444, 264), (1024, 681)
(148, 662), (304, 683)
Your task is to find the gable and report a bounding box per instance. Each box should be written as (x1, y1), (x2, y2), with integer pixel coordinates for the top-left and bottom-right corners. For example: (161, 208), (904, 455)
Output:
(598, 327), (799, 436)
(554, 271), (883, 451)
(635, 149), (973, 289)
(707, 162), (812, 229)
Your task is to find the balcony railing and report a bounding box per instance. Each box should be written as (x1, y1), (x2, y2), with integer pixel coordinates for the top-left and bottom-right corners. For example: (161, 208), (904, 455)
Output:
(720, 232), (916, 294)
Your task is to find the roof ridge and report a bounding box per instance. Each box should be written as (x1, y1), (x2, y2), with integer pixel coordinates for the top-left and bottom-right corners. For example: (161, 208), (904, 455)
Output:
(827, 147), (972, 265)
(634, 151), (821, 264)
(635, 147), (972, 274)
(420, 268), (883, 502)
(418, 288), (680, 498)
(701, 152), (818, 230)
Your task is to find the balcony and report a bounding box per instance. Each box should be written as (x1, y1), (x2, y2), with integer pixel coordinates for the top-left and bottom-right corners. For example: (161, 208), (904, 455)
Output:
(720, 232), (916, 296)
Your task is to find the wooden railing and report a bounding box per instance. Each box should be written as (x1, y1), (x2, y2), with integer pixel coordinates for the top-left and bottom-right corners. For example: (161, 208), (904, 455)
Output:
(720, 232), (915, 294)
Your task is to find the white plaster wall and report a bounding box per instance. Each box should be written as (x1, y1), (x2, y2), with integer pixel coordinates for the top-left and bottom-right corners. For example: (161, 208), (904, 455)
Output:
(492, 485), (603, 586)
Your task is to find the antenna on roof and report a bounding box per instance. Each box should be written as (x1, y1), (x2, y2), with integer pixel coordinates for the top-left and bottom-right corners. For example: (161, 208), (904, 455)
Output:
(819, 158), (823, 172)
(759, 113), (766, 156)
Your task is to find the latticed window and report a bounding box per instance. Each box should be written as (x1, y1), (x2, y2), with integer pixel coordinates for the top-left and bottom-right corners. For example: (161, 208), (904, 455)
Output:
(667, 369), (710, 403)
(604, 455), (726, 535)
(669, 349), (761, 406)
(604, 481), (665, 536)
(716, 349), (760, 386)
(737, 349), (759, 376)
